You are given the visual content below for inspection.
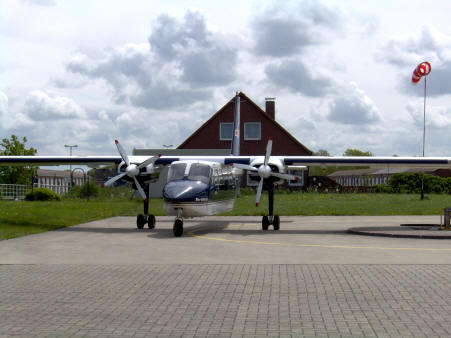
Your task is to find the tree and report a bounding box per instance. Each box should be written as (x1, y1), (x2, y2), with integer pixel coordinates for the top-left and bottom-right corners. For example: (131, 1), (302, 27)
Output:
(0, 135), (37, 185)
(313, 149), (330, 156)
(343, 148), (373, 156)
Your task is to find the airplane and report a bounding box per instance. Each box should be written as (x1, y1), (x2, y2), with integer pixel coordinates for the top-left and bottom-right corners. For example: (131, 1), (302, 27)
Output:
(1, 92), (451, 237)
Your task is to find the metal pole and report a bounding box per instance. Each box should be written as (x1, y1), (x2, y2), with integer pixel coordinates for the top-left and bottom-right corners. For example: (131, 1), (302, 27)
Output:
(420, 76), (427, 200)
(64, 144), (78, 188)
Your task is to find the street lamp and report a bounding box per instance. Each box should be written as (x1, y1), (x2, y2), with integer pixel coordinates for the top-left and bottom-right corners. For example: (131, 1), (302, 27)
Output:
(64, 144), (78, 188)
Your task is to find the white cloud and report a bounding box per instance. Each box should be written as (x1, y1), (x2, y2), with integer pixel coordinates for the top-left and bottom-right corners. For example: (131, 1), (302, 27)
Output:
(24, 90), (85, 121)
(251, 0), (344, 57)
(0, 91), (8, 117)
(264, 59), (337, 97)
(328, 83), (380, 125)
(21, 0), (56, 6)
(65, 10), (238, 110)
(406, 101), (451, 129)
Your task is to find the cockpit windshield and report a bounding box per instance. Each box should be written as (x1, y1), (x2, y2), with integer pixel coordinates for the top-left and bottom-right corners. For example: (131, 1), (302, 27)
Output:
(188, 163), (211, 184)
(167, 163), (187, 182)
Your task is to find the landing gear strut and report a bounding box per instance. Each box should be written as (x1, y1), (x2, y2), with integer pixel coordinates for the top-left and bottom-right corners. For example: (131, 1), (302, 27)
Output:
(173, 209), (184, 237)
(136, 184), (156, 230)
(261, 184), (280, 231)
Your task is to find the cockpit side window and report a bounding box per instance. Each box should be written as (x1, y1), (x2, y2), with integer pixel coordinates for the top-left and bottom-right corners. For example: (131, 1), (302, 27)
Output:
(167, 163), (187, 182)
(188, 163), (211, 184)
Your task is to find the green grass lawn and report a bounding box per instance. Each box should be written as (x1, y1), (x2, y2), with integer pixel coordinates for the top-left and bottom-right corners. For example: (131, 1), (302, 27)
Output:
(1, 193), (450, 240)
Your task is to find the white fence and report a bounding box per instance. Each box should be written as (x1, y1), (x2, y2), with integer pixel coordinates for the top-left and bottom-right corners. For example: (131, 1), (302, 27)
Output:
(0, 184), (28, 200)
(0, 184), (72, 200)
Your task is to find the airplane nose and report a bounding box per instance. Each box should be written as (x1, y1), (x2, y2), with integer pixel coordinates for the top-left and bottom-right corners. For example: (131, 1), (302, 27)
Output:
(163, 180), (209, 203)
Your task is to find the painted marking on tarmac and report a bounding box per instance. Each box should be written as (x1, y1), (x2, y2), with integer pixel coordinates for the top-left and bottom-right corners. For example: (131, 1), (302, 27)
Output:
(187, 230), (451, 251)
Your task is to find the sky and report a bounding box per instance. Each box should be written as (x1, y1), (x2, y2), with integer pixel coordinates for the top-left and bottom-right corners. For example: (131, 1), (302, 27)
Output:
(1, 0), (451, 157)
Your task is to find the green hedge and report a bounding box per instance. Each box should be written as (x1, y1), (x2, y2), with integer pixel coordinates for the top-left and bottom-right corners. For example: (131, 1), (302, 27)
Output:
(385, 173), (451, 194)
(65, 181), (100, 199)
(25, 188), (61, 201)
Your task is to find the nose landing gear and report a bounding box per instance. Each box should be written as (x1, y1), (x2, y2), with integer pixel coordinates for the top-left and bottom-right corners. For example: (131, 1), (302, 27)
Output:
(173, 209), (184, 237)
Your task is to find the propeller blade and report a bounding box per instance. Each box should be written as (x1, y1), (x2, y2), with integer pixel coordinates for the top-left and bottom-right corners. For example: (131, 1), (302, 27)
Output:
(271, 172), (301, 181)
(231, 163), (258, 171)
(133, 176), (147, 200)
(103, 172), (127, 187)
(255, 178), (264, 207)
(137, 154), (161, 170)
(264, 137), (273, 166)
(115, 140), (130, 167)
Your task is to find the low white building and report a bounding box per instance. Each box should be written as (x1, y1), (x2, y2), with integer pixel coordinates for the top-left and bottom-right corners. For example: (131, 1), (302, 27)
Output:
(36, 169), (86, 194)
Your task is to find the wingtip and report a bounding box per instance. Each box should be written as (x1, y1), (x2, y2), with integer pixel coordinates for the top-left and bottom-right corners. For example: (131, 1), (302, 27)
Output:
(269, 136), (273, 141)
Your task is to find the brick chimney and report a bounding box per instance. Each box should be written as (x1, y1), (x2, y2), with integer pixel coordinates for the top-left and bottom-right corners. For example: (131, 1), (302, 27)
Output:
(265, 97), (275, 120)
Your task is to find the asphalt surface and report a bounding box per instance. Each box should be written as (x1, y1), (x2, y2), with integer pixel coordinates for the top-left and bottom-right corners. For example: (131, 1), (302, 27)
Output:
(1, 215), (451, 337)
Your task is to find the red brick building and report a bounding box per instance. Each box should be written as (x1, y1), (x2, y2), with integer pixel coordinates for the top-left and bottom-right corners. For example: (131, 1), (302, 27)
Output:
(178, 92), (312, 187)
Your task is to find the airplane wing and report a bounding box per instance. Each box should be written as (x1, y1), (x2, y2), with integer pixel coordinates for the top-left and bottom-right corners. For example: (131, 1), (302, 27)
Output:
(0, 156), (122, 166)
(280, 156), (451, 169)
(1, 155), (450, 169)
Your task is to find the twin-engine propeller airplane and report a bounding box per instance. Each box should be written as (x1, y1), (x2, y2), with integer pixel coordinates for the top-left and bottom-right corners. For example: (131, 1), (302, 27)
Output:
(1, 92), (451, 236)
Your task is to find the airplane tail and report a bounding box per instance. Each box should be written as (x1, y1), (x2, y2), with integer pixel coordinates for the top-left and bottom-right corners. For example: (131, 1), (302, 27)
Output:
(230, 92), (240, 156)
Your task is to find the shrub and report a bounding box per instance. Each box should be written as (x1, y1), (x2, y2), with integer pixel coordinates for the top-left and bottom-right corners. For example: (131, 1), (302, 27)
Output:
(25, 188), (61, 201)
(388, 173), (451, 194)
(372, 184), (392, 193)
(66, 181), (100, 199)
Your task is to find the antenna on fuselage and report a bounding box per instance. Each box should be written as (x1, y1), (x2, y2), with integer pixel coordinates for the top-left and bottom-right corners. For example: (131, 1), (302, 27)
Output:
(230, 91), (240, 156)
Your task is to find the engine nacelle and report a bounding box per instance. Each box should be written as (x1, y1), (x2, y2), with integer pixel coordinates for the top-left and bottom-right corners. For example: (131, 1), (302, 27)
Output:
(248, 157), (285, 185)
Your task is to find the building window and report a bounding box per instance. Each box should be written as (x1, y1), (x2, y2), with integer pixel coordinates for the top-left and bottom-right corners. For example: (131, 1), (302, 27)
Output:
(246, 171), (259, 186)
(244, 122), (261, 140)
(288, 170), (304, 186)
(220, 123), (233, 140)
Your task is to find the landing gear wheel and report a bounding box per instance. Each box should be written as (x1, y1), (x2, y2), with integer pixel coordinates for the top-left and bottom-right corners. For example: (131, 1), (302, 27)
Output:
(173, 219), (183, 237)
(262, 216), (270, 231)
(273, 215), (280, 231)
(137, 214), (146, 229)
(148, 214), (156, 229)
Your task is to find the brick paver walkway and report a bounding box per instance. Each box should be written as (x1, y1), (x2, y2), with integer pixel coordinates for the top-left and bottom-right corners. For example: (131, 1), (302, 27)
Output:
(1, 264), (450, 337)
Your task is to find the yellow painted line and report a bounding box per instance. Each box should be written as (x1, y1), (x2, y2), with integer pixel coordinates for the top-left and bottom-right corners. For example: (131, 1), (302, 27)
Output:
(187, 231), (451, 251)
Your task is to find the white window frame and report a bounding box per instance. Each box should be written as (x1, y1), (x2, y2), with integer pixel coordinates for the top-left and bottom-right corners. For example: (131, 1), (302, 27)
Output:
(220, 122), (233, 141)
(287, 170), (304, 186)
(244, 122), (261, 140)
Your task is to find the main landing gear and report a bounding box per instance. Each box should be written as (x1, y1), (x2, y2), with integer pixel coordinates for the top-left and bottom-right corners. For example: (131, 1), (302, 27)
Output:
(261, 185), (280, 231)
(136, 185), (156, 230)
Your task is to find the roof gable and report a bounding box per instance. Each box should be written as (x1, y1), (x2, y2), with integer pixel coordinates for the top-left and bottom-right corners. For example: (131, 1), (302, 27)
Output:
(178, 92), (312, 155)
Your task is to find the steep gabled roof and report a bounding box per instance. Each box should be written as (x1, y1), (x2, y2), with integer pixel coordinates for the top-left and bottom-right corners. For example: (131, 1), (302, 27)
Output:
(178, 92), (312, 154)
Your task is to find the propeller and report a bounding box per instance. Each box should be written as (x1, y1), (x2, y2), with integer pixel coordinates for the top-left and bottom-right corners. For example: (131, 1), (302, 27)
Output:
(232, 137), (301, 206)
(103, 140), (161, 200)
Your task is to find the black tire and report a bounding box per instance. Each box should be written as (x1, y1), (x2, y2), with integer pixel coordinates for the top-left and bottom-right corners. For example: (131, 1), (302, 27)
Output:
(273, 215), (280, 231)
(173, 219), (183, 237)
(137, 214), (146, 229)
(148, 214), (156, 229)
(262, 216), (270, 231)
